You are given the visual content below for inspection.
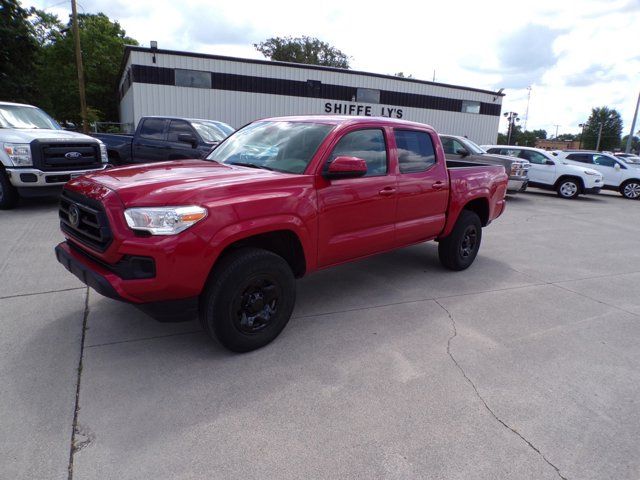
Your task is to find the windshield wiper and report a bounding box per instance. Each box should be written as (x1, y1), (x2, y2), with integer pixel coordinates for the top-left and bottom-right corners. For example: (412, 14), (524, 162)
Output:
(228, 161), (276, 171)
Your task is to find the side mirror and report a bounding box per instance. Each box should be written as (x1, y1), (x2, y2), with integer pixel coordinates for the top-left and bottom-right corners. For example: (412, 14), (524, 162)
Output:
(177, 133), (198, 147)
(456, 148), (469, 157)
(325, 156), (368, 179)
(614, 163), (621, 171)
(545, 160), (555, 166)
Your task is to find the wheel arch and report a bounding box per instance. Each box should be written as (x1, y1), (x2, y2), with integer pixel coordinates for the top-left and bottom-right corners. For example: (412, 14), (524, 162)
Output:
(554, 175), (585, 192)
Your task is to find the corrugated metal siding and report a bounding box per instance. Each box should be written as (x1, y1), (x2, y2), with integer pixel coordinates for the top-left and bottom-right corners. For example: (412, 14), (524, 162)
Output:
(124, 50), (502, 144)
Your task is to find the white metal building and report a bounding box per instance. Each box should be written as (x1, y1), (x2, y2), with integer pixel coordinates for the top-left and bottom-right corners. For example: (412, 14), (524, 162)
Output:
(118, 46), (504, 144)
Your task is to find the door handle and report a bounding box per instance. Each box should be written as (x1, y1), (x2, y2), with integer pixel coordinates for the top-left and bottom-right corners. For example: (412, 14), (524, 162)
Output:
(432, 181), (445, 190)
(379, 187), (396, 196)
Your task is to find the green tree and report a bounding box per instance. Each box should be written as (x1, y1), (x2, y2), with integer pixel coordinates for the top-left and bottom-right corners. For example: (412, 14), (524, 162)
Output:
(556, 133), (576, 141)
(582, 107), (623, 151)
(532, 129), (547, 140)
(0, 0), (39, 103)
(254, 36), (350, 68)
(35, 12), (137, 123)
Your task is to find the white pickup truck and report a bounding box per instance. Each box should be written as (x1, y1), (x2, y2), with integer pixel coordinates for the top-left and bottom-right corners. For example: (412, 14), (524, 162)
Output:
(0, 101), (108, 209)
(482, 145), (603, 199)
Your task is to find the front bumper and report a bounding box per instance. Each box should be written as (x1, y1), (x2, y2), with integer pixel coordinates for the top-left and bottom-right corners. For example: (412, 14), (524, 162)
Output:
(55, 242), (197, 320)
(7, 166), (108, 187)
(584, 186), (602, 194)
(507, 177), (528, 192)
(55, 242), (121, 300)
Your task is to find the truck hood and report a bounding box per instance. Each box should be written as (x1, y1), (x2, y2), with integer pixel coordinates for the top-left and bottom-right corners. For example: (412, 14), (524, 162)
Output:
(0, 128), (97, 143)
(74, 159), (301, 206)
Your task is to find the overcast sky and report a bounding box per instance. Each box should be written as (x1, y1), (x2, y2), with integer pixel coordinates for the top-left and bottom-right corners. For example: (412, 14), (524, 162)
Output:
(29, 0), (640, 136)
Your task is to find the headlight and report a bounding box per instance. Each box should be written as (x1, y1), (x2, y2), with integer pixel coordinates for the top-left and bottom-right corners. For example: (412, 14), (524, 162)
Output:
(583, 170), (599, 176)
(124, 206), (207, 235)
(99, 143), (108, 163)
(3, 143), (32, 166)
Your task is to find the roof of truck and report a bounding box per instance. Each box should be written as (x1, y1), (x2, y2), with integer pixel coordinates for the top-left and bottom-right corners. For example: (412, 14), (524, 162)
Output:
(257, 115), (436, 130)
(0, 101), (37, 108)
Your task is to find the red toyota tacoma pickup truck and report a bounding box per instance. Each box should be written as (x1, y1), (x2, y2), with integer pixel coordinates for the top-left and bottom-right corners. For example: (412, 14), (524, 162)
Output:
(55, 116), (507, 352)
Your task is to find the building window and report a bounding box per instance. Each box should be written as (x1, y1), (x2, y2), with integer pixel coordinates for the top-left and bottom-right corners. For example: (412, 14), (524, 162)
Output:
(461, 100), (481, 114)
(175, 69), (212, 89)
(356, 88), (380, 104)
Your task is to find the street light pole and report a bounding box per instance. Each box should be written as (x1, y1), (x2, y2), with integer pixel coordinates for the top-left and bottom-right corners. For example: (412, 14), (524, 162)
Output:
(596, 122), (604, 151)
(71, 0), (89, 134)
(503, 112), (519, 145)
(625, 89), (640, 154)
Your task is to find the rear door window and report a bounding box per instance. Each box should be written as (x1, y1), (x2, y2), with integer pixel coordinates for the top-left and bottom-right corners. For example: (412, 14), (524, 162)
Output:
(395, 130), (436, 173)
(566, 153), (593, 164)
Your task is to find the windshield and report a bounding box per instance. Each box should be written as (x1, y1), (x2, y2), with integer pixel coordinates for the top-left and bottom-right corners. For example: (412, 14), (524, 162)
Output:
(207, 121), (334, 174)
(209, 121), (235, 136)
(464, 138), (486, 155)
(191, 121), (228, 143)
(0, 105), (60, 129)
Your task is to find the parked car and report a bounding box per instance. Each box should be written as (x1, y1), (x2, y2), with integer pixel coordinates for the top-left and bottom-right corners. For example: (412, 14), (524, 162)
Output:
(0, 101), (108, 209)
(554, 150), (640, 199)
(93, 116), (234, 165)
(482, 145), (603, 199)
(614, 152), (640, 165)
(56, 116), (508, 352)
(440, 134), (529, 193)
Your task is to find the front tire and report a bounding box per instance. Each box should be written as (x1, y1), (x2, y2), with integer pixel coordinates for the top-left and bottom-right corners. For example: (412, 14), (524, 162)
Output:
(556, 178), (580, 199)
(620, 180), (640, 199)
(0, 168), (19, 210)
(199, 248), (296, 352)
(438, 210), (482, 271)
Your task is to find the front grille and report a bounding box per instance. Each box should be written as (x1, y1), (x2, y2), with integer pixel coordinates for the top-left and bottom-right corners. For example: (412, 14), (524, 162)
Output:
(37, 141), (102, 171)
(59, 190), (112, 252)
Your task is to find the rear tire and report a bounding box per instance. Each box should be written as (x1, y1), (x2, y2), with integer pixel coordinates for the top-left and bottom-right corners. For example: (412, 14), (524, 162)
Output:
(0, 168), (19, 210)
(199, 248), (296, 352)
(438, 210), (482, 271)
(556, 178), (580, 199)
(620, 180), (640, 199)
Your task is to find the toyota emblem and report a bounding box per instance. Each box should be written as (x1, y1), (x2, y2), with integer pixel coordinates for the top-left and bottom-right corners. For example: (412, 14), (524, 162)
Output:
(68, 204), (80, 228)
(65, 151), (82, 159)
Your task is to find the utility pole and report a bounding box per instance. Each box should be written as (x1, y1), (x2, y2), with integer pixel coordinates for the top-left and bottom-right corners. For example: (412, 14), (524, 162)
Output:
(71, 0), (89, 133)
(553, 124), (560, 139)
(523, 86), (532, 131)
(578, 122), (587, 149)
(625, 89), (640, 154)
(596, 122), (604, 151)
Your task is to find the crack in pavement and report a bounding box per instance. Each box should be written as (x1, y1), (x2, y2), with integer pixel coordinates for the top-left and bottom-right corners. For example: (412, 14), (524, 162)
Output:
(0, 287), (85, 301)
(433, 298), (569, 480)
(67, 287), (90, 480)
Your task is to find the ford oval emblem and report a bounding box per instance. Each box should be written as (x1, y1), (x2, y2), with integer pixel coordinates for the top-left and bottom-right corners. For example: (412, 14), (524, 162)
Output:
(65, 151), (82, 159)
(68, 204), (80, 228)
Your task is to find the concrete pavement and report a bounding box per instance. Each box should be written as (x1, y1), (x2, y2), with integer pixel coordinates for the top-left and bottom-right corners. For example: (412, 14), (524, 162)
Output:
(1, 190), (639, 479)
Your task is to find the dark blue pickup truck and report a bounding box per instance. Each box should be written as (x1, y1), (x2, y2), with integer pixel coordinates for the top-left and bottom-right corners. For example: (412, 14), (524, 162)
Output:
(93, 116), (234, 165)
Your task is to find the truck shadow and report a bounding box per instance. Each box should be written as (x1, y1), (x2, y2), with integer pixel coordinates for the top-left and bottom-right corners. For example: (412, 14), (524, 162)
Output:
(57, 243), (536, 354)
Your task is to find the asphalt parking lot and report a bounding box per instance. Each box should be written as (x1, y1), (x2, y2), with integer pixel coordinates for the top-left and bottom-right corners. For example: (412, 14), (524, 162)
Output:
(2, 189), (640, 480)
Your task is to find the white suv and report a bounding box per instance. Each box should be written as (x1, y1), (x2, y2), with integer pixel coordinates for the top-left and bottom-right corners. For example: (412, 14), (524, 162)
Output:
(554, 150), (640, 199)
(482, 145), (603, 199)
